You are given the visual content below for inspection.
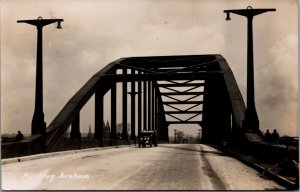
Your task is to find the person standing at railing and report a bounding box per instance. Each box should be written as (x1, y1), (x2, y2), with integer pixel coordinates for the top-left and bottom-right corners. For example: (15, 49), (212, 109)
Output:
(15, 130), (24, 142)
(264, 129), (272, 142)
(271, 129), (280, 143)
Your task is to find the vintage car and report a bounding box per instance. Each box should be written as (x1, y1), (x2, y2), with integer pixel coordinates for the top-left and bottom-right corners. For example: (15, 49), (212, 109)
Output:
(138, 130), (158, 148)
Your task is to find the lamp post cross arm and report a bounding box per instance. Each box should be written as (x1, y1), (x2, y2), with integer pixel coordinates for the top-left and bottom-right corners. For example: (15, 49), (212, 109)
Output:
(17, 17), (63, 28)
(224, 8), (276, 18)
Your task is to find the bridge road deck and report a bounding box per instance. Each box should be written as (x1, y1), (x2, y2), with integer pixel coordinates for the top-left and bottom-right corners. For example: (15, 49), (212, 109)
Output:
(2, 144), (285, 190)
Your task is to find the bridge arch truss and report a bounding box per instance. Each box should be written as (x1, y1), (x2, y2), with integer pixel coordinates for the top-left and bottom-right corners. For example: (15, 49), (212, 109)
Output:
(43, 54), (247, 152)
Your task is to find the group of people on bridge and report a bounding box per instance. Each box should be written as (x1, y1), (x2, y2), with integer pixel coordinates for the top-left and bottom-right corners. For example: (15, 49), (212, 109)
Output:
(264, 129), (280, 143)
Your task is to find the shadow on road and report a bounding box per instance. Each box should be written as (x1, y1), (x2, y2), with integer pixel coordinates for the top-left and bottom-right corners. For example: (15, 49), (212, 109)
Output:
(158, 144), (229, 157)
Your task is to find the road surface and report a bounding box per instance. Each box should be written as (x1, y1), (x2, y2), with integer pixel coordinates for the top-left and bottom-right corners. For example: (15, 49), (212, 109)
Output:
(2, 144), (285, 190)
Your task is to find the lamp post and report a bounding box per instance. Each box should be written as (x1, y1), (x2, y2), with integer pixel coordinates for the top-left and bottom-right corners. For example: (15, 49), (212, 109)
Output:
(17, 17), (63, 135)
(197, 129), (201, 144)
(174, 129), (177, 144)
(224, 6), (275, 131)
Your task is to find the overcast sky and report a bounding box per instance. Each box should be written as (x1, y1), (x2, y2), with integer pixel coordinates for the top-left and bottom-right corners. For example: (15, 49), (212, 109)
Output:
(1, 0), (298, 137)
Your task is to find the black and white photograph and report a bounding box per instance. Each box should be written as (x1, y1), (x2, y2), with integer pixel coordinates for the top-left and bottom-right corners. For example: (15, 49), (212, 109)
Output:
(1, 0), (298, 190)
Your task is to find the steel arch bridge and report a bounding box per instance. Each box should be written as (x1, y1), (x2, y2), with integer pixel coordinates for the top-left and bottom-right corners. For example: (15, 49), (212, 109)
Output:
(32, 54), (255, 152)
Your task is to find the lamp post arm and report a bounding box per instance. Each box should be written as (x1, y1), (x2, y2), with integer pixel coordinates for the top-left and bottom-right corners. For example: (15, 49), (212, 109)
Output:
(224, 8), (276, 18)
(17, 18), (63, 28)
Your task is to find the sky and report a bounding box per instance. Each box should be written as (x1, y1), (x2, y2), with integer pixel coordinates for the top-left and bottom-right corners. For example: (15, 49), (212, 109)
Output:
(1, 0), (298, 137)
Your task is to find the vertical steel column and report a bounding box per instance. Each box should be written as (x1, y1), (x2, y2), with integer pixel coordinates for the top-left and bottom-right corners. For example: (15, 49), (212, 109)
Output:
(154, 82), (164, 141)
(122, 68), (128, 141)
(130, 69), (136, 140)
(95, 89), (104, 147)
(154, 88), (157, 131)
(166, 123), (169, 143)
(110, 80), (117, 141)
(148, 81), (152, 130)
(159, 100), (168, 142)
(152, 82), (155, 131)
(158, 102), (162, 140)
(70, 113), (81, 139)
(202, 76), (212, 144)
(138, 71), (142, 136)
(143, 78), (147, 131)
(155, 95), (159, 132)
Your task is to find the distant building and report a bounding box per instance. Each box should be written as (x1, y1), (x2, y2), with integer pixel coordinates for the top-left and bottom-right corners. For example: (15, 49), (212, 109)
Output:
(57, 122), (112, 140)
(86, 124), (93, 139)
(104, 121), (110, 140)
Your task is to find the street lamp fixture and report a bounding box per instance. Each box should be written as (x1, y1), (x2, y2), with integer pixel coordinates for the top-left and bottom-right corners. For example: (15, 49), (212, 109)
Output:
(224, 6), (275, 131)
(225, 12), (231, 21)
(17, 17), (64, 135)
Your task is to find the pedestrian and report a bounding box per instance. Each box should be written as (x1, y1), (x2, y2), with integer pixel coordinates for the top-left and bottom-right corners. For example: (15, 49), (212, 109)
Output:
(264, 129), (272, 142)
(15, 130), (24, 142)
(271, 129), (280, 143)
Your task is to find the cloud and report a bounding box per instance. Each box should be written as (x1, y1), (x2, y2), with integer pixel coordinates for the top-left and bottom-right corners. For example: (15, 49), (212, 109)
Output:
(256, 35), (298, 136)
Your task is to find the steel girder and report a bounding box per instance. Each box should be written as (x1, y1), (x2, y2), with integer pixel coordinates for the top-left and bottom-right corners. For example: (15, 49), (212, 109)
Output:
(36, 55), (245, 152)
